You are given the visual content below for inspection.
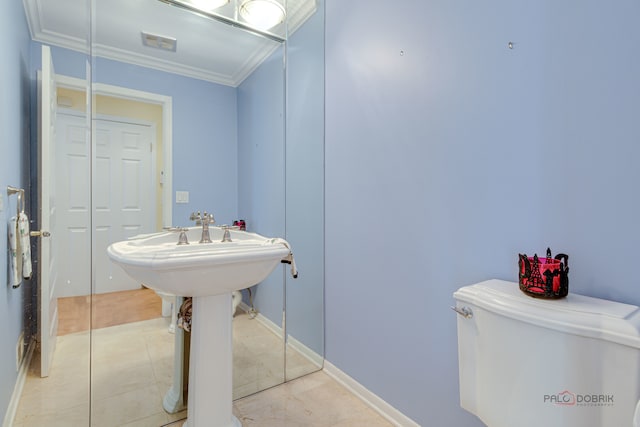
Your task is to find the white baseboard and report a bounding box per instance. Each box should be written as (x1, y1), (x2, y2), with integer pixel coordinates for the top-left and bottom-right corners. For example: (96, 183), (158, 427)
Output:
(323, 360), (420, 427)
(238, 302), (281, 337)
(240, 303), (323, 368)
(238, 302), (322, 369)
(3, 339), (36, 427)
(286, 335), (323, 369)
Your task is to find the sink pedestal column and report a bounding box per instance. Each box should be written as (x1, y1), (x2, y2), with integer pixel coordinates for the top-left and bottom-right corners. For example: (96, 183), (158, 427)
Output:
(183, 293), (242, 427)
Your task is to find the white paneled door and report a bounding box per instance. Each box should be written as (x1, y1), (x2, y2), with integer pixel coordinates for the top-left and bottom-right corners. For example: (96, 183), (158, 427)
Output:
(93, 118), (155, 294)
(54, 112), (90, 298)
(54, 113), (155, 297)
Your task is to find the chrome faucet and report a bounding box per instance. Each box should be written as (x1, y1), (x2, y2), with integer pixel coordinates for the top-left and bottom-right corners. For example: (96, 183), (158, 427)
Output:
(190, 211), (215, 243)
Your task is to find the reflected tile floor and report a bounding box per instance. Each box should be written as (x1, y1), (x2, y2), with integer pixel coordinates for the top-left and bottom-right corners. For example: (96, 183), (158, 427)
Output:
(167, 371), (393, 427)
(13, 317), (187, 427)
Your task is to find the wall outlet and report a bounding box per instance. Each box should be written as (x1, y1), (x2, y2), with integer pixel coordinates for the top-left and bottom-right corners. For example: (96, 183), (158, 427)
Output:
(16, 332), (24, 372)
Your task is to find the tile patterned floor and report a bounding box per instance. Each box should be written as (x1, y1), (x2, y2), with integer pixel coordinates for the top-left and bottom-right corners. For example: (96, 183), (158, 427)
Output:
(13, 317), (185, 427)
(232, 371), (393, 427)
(13, 311), (389, 426)
(164, 371), (393, 427)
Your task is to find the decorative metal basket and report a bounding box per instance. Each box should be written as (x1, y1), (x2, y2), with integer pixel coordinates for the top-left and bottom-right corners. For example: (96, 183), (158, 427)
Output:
(518, 248), (569, 299)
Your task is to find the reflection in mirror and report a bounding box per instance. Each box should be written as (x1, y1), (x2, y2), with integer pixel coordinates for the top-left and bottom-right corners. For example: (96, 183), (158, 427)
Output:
(4, 0), (324, 425)
(90, 1), (286, 421)
(160, 0), (285, 42)
(284, 0), (325, 382)
(159, 0), (316, 42)
(5, 0), (93, 425)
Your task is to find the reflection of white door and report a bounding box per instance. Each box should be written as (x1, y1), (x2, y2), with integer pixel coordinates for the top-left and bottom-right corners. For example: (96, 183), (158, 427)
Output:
(54, 113), (155, 297)
(55, 112), (90, 298)
(37, 45), (58, 377)
(93, 119), (155, 294)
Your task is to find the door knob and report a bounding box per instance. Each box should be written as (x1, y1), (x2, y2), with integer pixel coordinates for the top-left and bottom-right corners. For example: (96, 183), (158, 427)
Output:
(30, 230), (51, 237)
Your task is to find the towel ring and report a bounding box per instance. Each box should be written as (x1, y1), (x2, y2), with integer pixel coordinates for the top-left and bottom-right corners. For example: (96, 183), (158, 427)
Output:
(7, 185), (26, 215)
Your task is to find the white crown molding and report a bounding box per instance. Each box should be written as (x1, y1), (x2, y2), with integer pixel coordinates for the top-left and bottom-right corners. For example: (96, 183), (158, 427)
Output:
(22, 0), (40, 41)
(23, 0), (90, 53)
(92, 43), (238, 86)
(35, 29), (90, 55)
(287, 0), (317, 34)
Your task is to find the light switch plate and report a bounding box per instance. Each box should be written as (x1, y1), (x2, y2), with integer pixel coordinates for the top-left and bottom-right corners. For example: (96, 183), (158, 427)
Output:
(176, 191), (189, 204)
(0, 193), (3, 212)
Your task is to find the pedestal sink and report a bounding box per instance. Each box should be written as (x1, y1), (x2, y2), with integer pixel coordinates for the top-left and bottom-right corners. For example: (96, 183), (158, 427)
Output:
(107, 226), (293, 427)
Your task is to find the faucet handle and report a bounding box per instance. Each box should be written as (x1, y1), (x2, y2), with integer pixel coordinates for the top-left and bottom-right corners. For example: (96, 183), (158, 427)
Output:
(219, 225), (239, 242)
(177, 228), (190, 245)
(164, 226), (190, 245)
(220, 225), (232, 243)
(190, 211), (202, 225)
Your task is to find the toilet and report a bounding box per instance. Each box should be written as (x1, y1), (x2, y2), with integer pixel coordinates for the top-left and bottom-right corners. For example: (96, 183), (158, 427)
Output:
(453, 279), (640, 427)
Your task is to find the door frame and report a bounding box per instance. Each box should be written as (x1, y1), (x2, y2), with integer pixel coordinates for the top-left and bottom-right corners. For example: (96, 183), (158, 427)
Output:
(56, 74), (173, 228)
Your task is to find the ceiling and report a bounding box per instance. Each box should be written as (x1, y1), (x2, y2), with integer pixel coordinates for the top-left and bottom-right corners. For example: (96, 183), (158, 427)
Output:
(23, 0), (316, 87)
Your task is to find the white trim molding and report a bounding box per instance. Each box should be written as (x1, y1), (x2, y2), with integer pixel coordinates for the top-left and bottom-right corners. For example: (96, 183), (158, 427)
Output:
(2, 340), (36, 427)
(323, 360), (421, 427)
(238, 302), (324, 371)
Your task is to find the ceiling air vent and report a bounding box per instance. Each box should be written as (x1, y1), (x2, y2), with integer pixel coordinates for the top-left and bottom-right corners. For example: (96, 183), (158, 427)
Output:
(141, 31), (178, 52)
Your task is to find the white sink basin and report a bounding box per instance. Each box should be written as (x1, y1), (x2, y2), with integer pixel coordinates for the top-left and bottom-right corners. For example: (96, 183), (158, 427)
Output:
(107, 225), (295, 427)
(107, 226), (290, 297)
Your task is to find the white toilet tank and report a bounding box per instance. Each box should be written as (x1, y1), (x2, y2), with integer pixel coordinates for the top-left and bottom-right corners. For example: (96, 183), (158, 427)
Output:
(454, 279), (640, 427)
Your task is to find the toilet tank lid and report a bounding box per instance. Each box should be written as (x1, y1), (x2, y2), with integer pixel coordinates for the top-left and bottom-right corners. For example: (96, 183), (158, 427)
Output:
(454, 279), (640, 349)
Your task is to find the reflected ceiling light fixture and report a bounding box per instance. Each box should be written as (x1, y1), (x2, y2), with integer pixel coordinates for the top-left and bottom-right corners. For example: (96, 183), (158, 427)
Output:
(159, 0), (287, 43)
(239, 0), (286, 30)
(189, 0), (229, 11)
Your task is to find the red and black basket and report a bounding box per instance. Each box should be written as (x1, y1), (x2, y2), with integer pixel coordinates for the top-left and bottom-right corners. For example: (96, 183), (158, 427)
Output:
(518, 248), (569, 299)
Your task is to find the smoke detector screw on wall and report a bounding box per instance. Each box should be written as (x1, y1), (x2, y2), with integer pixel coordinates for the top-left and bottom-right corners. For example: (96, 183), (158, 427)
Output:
(141, 31), (178, 52)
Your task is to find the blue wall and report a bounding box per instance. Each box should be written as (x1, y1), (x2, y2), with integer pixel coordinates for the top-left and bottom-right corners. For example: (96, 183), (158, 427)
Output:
(0, 0), (34, 421)
(285, 1), (325, 356)
(325, 0), (640, 425)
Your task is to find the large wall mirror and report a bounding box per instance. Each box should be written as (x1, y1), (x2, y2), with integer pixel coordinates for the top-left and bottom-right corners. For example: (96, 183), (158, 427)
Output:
(4, 0), (324, 425)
